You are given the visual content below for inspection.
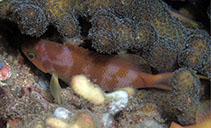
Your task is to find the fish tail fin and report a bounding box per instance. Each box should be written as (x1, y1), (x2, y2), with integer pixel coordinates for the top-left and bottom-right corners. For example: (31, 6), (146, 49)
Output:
(144, 72), (173, 90)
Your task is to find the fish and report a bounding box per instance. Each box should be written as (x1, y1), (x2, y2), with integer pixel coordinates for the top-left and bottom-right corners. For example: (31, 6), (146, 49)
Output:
(21, 39), (173, 91)
(50, 73), (62, 104)
(169, 9), (198, 29)
(170, 101), (211, 128)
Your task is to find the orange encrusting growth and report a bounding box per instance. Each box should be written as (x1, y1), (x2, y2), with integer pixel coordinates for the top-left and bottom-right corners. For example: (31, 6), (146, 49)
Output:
(21, 39), (172, 91)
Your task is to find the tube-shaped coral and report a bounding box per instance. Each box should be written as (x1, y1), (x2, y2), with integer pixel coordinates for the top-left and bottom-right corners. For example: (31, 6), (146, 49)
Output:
(11, 4), (48, 37)
(89, 10), (133, 54)
(71, 74), (105, 105)
(178, 31), (211, 78)
(142, 35), (179, 72)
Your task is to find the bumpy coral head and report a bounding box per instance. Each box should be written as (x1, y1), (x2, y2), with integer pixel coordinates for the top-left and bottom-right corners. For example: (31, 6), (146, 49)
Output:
(12, 4), (48, 37)
(21, 40), (49, 73)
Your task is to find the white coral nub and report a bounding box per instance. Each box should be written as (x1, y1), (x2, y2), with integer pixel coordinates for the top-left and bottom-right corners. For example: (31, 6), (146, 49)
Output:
(71, 75), (105, 105)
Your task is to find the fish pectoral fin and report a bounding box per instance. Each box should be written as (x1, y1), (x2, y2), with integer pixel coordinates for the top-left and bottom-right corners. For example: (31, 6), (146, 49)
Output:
(50, 73), (62, 104)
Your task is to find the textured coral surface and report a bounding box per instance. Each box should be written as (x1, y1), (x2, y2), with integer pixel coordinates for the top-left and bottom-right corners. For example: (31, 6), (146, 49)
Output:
(0, 0), (210, 127)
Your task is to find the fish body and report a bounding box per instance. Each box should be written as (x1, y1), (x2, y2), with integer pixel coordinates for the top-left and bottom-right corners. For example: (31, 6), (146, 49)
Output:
(21, 39), (172, 91)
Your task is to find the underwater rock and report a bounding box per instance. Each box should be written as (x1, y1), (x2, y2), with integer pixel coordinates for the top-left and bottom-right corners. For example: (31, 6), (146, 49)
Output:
(54, 107), (73, 120)
(0, 60), (11, 82)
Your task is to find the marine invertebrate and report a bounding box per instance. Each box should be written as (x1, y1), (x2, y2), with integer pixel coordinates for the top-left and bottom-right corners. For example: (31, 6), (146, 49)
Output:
(21, 39), (173, 91)
(170, 100), (211, 128)
(137, 68), (202, 125)
(169, 68), (201, 125)
(132, 21), (157, 50)
(72, 74), (130, 113)
(0, 0), (80, 37)
(142, 35), (179, 72)
(178, 31), (211, 78)
(46, 110), (98, 128)
(71, 74), (105, 105)
(139, 0), (189, 43)
(11, 4), (49, 37)
(88, 10), (132, 53)
(69, 111), (97, 128)
(45, 117), (70, 128)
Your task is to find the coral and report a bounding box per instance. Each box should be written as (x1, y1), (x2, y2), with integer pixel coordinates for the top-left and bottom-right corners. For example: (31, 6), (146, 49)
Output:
(169, 68), (201, 125)
(11, 4), (48, 37)
(0, 0), (80, 37)
(178, 31), (211, 77)
(142, 35), (179, 72)
(138, 0), (189, 42)
(137, 68), (202, 125)
(132, 21), (157, 50)
(45, 117), (70, 128)
(70, 111), (97, 128)
(71, 74), (106, 105)
(71, 74), (130, 115)
(88, 10), (132, 53)
(0, 0), (210, 77)
(170, 100), (211, 128)
(46, 110), (98, 128)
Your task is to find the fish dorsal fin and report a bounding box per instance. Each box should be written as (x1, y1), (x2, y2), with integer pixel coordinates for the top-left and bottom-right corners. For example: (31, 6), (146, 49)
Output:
(64, 43), (91, 55)
(115, 54), (152, 74)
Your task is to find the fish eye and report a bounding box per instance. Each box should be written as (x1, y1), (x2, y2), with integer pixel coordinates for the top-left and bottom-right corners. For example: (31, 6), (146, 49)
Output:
(27, 52), (36, 59)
